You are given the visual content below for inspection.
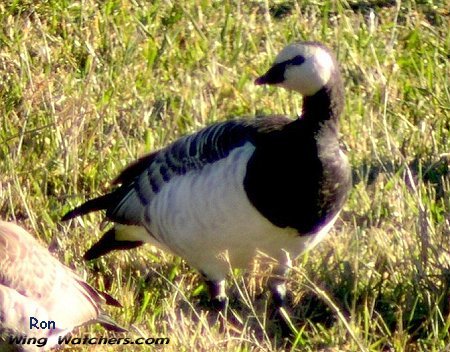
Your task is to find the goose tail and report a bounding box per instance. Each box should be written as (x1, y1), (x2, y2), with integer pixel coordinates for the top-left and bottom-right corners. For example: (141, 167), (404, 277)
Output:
(62, 193), (118, 221)
(84, 228), (144, 260)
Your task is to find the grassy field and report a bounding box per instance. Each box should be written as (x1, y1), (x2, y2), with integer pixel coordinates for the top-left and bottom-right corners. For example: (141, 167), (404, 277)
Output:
(1, 0), (449, 351)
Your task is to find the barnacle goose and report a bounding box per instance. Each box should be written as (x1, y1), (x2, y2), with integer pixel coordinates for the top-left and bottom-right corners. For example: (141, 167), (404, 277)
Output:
(0, 221), (125, 351)
(62, 41), (352, 310)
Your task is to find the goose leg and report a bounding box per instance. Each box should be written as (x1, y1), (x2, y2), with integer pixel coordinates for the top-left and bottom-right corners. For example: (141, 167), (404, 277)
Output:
(205, 279), (228, 312)
(268, 259), (295, 338)
(268, 255), (292, 308)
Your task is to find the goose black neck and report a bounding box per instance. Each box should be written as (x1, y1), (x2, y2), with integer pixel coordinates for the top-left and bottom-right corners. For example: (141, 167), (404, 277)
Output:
(301, 77), (344, 126)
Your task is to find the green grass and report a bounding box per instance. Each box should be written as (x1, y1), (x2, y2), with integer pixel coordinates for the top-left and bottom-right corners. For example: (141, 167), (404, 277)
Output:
(1, 0), (449, 350)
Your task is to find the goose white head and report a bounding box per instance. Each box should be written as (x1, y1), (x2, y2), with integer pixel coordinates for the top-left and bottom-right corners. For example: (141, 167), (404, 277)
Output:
(255, 42), (336, 96)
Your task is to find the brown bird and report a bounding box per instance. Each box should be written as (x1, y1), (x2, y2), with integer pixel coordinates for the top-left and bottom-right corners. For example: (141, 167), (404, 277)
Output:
(0, 221), (125, 351)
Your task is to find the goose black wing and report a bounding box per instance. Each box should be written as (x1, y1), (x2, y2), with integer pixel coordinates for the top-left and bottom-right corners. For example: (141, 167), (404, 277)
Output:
(62, 116), (291, 225)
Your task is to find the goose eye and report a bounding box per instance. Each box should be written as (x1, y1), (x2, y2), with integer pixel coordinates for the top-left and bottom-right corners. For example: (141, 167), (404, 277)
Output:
(290, 55), (305, 65)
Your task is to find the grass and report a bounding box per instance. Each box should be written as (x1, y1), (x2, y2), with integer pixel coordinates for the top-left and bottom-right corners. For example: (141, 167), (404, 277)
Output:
(0, 0), (449, 350)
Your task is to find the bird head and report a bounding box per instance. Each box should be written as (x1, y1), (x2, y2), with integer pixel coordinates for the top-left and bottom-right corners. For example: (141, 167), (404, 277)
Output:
(255, 41), (336, 96)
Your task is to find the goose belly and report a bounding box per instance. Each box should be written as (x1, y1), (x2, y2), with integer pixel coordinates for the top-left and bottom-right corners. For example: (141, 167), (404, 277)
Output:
(143, 143), (334, 280)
